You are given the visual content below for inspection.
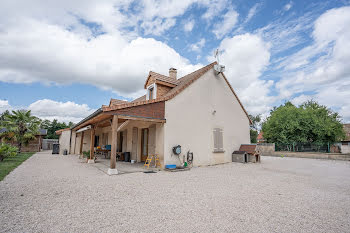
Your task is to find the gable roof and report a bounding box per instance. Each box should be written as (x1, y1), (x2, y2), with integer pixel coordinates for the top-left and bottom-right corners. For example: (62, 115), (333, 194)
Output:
(102, 62), (252, 124)
(132, 95), (146, 103)
(162, 62), (216, 99)
(239, 144), (258, 154)
(55, 128), (70, 135)
(144, 71), (177, 89)
(109, 98), (128, 106)
(257, 131), (264, 140)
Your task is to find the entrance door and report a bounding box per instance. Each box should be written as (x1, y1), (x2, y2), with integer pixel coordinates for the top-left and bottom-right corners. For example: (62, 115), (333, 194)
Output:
(141, 128), (149, 161)
(132, 127), (138, 161)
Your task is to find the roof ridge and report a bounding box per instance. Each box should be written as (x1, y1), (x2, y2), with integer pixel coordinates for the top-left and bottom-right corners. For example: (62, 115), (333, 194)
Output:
(177, 61), (217, 81)
(149, 71), (169, 77)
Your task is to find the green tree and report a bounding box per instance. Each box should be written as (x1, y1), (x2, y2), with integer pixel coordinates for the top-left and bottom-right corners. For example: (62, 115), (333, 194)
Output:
(0, 110), (10, 124)
(1, 110), (40, 152)
(262, 101), (345, 145)
(41, 119), (74, 139)
(249, 114), (261, 143)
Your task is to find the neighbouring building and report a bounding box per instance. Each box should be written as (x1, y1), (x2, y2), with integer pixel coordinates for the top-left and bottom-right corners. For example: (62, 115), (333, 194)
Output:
(55, 128), (71, 154)
(63, 62), (251, 174)
(0, 128), (47, 152)
(257, 131), (266, 143)
(341, 124), (350, 154)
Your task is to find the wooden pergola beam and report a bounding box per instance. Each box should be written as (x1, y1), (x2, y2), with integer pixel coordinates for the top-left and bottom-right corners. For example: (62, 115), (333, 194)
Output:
(115, 115), (166, 123)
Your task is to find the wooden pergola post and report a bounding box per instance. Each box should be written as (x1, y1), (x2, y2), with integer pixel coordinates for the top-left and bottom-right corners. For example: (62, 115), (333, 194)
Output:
(79, 132), (84, 157)
(88, 126), (95, 163)
(108, 115), (119, 175)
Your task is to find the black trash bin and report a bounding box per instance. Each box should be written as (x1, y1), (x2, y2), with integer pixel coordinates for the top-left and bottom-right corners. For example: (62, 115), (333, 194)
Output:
(124, 152), (130, 162)
(52, 143), (59, 154)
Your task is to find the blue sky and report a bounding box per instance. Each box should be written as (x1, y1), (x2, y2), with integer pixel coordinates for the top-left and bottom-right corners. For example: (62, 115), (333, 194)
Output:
(0, 0), (350, 123)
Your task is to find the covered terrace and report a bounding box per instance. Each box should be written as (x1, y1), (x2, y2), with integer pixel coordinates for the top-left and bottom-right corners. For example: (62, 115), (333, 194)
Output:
(70, 101), (166, 175)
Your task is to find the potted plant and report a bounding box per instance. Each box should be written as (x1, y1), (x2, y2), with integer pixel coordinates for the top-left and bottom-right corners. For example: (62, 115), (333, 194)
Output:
(82, 150), (90, 162)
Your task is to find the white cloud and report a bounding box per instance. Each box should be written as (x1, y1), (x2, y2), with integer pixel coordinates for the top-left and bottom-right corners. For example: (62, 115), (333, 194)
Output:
(284, 2), (293, 12)
(244, 3), (261, 23)
(275, 6), (350, 122)
(0, 100), (11, 114)
(256, 12), (315, 55)
(28, 99), (95, 123)
(184, 19), (195, 32)
(201, 0), (230, 20)
(190, 38), (205, 52)
(212, 9), (239, 39)
(0, 17), (200, 98)
(141, 18), (176, 35)
(0, 99), (93, 123)
(291, 94), (311, 106)
(217, 33), (274, 115)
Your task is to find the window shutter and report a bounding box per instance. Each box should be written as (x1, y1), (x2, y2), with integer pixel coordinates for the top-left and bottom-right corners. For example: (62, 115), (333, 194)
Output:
(213, 128), (223, 152)
(213, 128), (218, 151)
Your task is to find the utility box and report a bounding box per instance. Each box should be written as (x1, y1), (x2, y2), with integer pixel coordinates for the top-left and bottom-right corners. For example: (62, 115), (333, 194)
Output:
(232, 151), (249, 163)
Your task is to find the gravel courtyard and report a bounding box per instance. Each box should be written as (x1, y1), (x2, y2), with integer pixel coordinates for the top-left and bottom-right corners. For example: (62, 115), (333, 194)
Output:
(1, 151), (350, 233)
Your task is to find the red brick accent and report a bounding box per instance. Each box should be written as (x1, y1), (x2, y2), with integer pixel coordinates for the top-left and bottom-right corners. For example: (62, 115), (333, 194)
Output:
(106, 101), (165, 119)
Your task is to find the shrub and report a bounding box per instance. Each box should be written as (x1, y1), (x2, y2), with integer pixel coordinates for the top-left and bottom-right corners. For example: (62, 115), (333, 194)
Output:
(0, 143), (18, 162)
(82, 151), (90, 158)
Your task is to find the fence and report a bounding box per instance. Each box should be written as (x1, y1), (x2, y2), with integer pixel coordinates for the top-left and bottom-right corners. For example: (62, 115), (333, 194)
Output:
(42, 139), (58, 150)
(275, 142), (334, 153)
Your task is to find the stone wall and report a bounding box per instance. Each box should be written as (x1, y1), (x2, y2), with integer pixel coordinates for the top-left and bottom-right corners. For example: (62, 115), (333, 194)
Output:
(341, 144), (350, 154)
(257, 143), (275, 156)
(266, 151), (350, 161)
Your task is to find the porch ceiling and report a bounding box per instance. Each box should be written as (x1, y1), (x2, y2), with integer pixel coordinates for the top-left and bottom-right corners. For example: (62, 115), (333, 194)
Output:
(73, 101), (165, 132)
(73, 113), (114, 131)
(73, 112), (164, 132)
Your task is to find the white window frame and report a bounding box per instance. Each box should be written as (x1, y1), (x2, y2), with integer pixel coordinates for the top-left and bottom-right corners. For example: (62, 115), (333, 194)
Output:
(146, 83), (157, 100)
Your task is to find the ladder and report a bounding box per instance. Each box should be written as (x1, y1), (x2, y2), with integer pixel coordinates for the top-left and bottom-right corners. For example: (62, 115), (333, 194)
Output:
(144, 154), (161, 169)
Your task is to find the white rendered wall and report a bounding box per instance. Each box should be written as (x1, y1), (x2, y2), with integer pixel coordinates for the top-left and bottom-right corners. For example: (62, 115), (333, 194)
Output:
(164, 69), (250, 166)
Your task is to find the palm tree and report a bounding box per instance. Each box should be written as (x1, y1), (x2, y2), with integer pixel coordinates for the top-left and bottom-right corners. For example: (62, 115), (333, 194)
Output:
(1, 110), (40, 152)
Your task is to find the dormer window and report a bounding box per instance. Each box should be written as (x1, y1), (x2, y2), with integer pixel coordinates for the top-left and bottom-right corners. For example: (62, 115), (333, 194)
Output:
(146, 83), (157, 100)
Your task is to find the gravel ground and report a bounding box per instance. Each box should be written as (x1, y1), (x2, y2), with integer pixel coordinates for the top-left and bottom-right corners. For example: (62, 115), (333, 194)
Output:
(1, 151), (350, 233)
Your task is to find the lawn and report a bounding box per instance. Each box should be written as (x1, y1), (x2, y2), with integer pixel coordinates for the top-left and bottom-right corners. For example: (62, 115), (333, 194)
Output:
(0, 152), (34, 181)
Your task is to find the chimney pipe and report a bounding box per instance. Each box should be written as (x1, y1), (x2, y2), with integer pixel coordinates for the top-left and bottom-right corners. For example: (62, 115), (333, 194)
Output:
(169, 68), (177, 80)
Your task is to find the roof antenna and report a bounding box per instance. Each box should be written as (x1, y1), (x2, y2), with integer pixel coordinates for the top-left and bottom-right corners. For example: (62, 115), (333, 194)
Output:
(214, 48), (225, 75)
(214, 49), (220, 64)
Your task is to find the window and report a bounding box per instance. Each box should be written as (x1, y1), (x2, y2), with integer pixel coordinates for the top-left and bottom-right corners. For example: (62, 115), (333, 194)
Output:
(146, 84), (157, 100)
(94, 135), (99, 147)
(148, 87), (154, 100)
(213, 128), (224, 152)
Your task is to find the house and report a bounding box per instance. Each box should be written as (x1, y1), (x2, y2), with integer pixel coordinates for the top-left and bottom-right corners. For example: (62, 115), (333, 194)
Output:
(0, 128), (47, 152)
(341, 124), (350, 154)
(257, 131), (266, 143)
(65, 62), (251, 174)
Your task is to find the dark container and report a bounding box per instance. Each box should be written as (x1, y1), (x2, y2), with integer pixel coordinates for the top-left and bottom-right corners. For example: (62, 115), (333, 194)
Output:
(124, 152), (130, 162)
(63, 149), (68, 155)
(52, 143), (59, 154)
